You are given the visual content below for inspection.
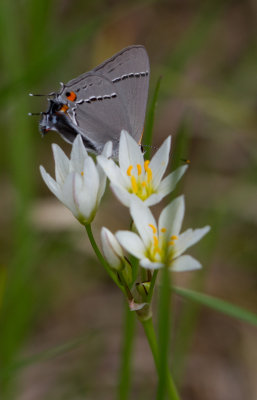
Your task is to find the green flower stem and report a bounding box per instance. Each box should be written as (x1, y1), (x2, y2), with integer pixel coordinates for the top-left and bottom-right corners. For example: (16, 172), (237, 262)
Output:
(84, 224), (124, 292)
(147, 270), (158, 302)
(117, 300), (136, 400)
(141, 317), (180, 400)
(157, 266), (173, 399)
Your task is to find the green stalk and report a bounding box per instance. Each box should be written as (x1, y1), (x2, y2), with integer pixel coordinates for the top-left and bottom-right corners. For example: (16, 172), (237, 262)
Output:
(85, 224), (136, 400)
(157, 267), (173, 399)
(84, 224), (123, 291)
(141, 317), (180, 400)
(117, 300), (136, 400)
(147, 270), (158, 303)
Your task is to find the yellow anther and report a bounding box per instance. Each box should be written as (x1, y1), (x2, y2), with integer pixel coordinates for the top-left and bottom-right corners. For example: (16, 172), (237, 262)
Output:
(170, 235), (178, 240)
(153, 235), (159, 247)
(169, 240), (175, 246)
(144, 160), (150, 171)
(161, 228), (166, 233)
(131, 176), (138, 194)
(147, 167), (152, 183)
(142, 181), (147, 187)
(127, 165), (133, 176)
(137, 164), (142, 176)
(149, 224), (157, 234)
(81, 171), (84, 176)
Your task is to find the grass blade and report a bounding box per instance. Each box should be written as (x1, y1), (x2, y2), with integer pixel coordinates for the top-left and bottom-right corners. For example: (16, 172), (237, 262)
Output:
(173, 286), (257, 327)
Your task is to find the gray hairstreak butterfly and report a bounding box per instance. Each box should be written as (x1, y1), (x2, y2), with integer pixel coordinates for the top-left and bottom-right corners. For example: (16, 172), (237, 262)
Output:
(30, 45), (150, 156)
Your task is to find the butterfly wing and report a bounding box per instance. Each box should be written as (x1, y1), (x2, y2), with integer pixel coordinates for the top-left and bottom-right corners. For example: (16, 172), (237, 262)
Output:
(57, 73), (132, 154)
(93, 45), (150, 144)
(58, 45), (150, 147)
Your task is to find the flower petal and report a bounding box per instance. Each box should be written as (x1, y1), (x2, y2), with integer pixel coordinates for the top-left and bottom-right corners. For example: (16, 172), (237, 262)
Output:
(70, 135), (88, 172)
(171, 255), (201, 271)
(174, 226), (210, 257)
(101, 140), (113, 158)
(119, 130), (144, 173)
(110, 184), (133, 207)
(140, 258), (165, 270)
(52, 144), (69, 184)
(158, 195), (185, 238)
(144, 192), (168, 207)
(76, 157), (100, 220)
(116, 231), (146, 259)
(130, 200), (157, 247)
(97, 155), (130, 188)
(158, 165), (188, 197)
(60, 172), (78, 216)
(40, 166), (60, 199)
(149, 136), (171, 187)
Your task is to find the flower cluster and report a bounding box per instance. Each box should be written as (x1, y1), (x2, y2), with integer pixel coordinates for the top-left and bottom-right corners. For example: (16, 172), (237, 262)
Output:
(40, 130), (210, 276)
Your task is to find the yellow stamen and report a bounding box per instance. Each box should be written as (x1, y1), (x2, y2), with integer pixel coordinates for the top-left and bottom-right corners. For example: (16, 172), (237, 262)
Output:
(161, 228), (166, 233)
(127, 165), (133, 176)
(142, 181), (146, 187)
(147, 167), (152, 183)
(169, 240), (175, 246)
(81, 171), (84, 176)
(131, 176), (138, 194)
(149, 224), (157, 234)
(137, 164), (142, 176)
(170, 235), (178, 240)
(153, 235), (159, 247)
(144, 160), (150, 171)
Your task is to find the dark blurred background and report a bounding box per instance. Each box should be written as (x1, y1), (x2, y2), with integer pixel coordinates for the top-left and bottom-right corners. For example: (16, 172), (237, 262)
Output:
(0, 0), (256, 399)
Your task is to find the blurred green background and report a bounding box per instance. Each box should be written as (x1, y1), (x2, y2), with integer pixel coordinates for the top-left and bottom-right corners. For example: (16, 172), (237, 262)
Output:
(0, 0), (256, 399)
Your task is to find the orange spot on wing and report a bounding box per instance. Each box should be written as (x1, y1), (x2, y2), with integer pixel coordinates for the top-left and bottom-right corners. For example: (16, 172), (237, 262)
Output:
(59, 104), (69, 113)
(66, 91), (77, 102)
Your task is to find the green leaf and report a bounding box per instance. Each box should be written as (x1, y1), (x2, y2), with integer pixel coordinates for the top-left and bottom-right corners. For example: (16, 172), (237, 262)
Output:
(173, 286), (257, 327)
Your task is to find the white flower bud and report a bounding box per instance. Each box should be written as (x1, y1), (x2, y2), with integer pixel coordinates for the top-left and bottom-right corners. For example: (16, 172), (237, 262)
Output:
(101, 227), (124, 270)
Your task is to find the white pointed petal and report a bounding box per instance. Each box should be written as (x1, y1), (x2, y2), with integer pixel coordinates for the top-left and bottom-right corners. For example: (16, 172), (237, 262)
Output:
(60, 172), (78, 216)
(144, 192), (167, 207)
(158, 165), (188, 196)
(101, 140), (113, 158)
(149, 136), (171, 187)
(101, 227), (123, 269)
(52, 144), (69, 184)
(77, 158), (100, 220)
(174, 226), (211, 257)
(70, 135), (88, 172)
(119, 130), (144, 172)
(110, 184), (132, 207)
(96, 173), (107, 205)
(140, 258), (165, 270)
(96, 145), (111, 200)
(171, 255), (201, 272)
(130, 200), (157, 247)
(116, 231), (146, 259)
(97, 155), (130, 188)
(40, 166), (60, 198)
(158, 195), (185, 238)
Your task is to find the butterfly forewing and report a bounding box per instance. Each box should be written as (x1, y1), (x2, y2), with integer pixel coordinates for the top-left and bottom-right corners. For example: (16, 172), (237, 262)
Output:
(40, 45), (150, 154)
(93, 46), (150, 144)
(59, 46), (149, 145)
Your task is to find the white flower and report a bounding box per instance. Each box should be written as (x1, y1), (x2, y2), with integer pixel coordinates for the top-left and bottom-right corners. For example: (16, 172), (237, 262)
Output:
(101, 227), (124, 270)
(97, 130), (188, 207)
(116, 196), (210, 271)
(40, 135), (112, 224)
